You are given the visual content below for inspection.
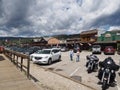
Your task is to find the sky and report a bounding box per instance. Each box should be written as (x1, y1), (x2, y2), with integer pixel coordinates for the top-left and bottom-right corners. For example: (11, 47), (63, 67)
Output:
(0, 0), (120, 37)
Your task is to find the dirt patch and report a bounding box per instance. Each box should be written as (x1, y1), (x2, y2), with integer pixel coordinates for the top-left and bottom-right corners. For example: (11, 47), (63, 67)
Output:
(55, 69), (63, 71)
(47, 68), (54, 71)
(71, 75), (82, 83)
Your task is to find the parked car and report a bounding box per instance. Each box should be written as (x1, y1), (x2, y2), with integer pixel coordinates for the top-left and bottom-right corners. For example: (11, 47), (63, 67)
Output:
(60, 47), (69, 52)
(104, 46), (115, 55)
(117, 48), (120, 55)
(92, 45), (101, 54)
(30, 48), (61, 65)
(24, 46), (42, 55)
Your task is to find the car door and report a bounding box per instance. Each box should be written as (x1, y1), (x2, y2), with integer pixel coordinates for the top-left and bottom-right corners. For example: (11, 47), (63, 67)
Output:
(52, 49), (59, 61)
(51, 50), (56, 61)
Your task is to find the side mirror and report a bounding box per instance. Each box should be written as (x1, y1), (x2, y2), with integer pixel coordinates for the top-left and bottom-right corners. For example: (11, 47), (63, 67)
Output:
(51, 52), (54, 54)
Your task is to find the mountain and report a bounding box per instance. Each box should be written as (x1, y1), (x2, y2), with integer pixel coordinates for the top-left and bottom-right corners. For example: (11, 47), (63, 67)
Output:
(52, 34), (80, 40)
(0, 37), (24, 40)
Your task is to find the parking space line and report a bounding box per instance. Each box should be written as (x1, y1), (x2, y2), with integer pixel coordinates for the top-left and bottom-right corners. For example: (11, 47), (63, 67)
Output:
(117, 86), (120, 90)
(69, 67), (80, 76)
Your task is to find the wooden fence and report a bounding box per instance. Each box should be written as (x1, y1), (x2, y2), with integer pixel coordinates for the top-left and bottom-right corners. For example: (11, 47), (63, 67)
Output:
(4, 49), (30, 78)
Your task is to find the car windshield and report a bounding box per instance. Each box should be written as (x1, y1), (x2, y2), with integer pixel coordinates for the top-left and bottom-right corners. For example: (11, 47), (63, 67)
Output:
(106, 46), (113, 48)
(35, 50), (51, 54)
(93, 45), (100, 48)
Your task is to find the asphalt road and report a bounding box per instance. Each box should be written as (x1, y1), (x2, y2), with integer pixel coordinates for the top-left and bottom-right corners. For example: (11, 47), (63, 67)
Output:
(35, 51), (120, 90)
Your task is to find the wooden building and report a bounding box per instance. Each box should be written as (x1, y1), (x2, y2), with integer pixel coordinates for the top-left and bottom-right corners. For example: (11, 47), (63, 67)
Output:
(65, 38), (81, 50)
(80, 29), (98, 43)
(80, 29), (98, 50)
(30, 37), (47, 46)
(45, 37), (60, 46)
(66, 38), (81, 44)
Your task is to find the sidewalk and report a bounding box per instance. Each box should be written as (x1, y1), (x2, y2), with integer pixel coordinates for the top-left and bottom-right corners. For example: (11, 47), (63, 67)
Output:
(0, 54), (40, 90)
(0, 54), (95, 90)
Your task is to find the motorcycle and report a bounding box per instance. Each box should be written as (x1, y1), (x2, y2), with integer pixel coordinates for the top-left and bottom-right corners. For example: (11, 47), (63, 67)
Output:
(100, 67), (115, 90)
(86, 54), (99, 73)
(98, 60), (117, 90)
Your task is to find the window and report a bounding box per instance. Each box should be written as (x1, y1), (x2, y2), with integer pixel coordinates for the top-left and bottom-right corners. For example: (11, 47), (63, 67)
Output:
(52, 49), (60, 53)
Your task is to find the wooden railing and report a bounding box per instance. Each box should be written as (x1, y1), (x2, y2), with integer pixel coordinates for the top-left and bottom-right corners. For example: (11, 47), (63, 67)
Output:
(4, 49), (30, 79)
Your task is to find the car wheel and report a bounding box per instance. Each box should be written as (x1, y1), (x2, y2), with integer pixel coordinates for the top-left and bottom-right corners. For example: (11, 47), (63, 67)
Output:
(48, 59), (52, 65)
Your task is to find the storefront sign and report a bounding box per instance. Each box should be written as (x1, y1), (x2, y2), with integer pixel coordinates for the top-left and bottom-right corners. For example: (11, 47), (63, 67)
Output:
(116, 33), (120, 35)
(105, 33), (111, 37)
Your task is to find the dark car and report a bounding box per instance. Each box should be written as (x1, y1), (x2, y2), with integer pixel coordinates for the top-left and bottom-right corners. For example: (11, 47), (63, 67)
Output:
(104, 46), (115, 55)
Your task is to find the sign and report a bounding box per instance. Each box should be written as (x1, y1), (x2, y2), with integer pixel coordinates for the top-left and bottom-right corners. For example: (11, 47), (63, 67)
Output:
(105, 33), (111, 37)
(116, 33), (120, 35)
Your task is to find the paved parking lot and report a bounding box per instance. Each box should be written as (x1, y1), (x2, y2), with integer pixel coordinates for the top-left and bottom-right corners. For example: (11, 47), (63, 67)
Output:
(30, 51), (120, 90)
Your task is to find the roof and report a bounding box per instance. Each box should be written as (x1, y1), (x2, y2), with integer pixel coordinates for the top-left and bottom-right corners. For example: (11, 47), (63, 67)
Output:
(80, 29), (98, 35)
(95, 41), (117, 44)
(44, 37), (51, 41)
(44, 37), (59, 41)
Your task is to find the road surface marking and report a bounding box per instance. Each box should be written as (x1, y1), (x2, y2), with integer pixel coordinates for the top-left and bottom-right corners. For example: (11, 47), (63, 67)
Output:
(117, 86), (120, 90)
(117, 79), (120, 90)
(69, 67), (80, 76)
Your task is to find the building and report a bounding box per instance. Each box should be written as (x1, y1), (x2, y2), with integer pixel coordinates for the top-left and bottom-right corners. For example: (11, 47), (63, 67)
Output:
(80, 29), (98, 43)
(98, 30), (120, 41)
(80, 29), (98, 50)
(66, 38), (81, 44)
(30, 37), (47, 46)
(65, 38), (81, 49)
(45, 37), (60, 46)
(96, 30), (120, 50)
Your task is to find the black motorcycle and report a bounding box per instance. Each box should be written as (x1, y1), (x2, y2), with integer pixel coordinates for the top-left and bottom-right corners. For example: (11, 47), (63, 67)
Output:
(100, 67), (115, 90)
(86, 54), (99, 73)
(98, 59), (117, 90)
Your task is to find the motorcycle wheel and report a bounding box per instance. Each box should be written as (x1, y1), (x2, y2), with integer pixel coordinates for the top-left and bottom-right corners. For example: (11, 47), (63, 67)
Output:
(87, 67), (91, 73)
(102, 80), (107, 90)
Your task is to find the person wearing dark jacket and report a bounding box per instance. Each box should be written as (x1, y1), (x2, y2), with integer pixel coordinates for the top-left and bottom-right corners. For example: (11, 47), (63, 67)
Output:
(98, 57), (119, 83)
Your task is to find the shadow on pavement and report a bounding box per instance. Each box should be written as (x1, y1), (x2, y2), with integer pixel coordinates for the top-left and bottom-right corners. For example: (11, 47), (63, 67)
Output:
(0, 56), (5, 61)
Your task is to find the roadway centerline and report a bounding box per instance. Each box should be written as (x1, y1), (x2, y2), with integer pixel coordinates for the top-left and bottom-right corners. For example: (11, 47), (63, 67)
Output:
(69, 67), (80, 76)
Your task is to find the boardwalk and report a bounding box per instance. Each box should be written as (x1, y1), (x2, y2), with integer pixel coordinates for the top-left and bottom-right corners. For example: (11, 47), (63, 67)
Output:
(0, 54), (40, 90)
(0, 53), (95, 90)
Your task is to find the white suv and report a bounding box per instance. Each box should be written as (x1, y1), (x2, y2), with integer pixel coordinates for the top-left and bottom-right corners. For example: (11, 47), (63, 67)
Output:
(30, 48), (61, 65)
(92, 45), (101, 54)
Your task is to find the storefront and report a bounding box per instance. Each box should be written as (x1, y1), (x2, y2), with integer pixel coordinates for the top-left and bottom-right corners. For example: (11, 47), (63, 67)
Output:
(97, 30), (120, 50)
(80, 29), (98, 50)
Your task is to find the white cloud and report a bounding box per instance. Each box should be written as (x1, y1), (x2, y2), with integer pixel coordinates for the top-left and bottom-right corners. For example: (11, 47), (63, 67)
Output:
(0, 0), (120, 37)
(108, 26), (120, 31)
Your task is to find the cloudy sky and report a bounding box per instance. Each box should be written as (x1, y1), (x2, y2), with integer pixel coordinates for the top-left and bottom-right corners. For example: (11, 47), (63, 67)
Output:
(0, 0), (120, 37)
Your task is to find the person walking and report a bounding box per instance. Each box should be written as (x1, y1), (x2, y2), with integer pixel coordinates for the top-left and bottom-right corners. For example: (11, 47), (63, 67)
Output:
(76, 49), (80, 62)
(69, 49), (74, 61)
